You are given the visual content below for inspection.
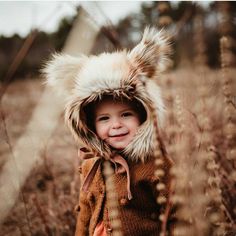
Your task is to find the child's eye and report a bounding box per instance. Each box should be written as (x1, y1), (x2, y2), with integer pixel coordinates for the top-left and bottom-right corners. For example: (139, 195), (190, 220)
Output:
(122, 112), (133, 117)
(97, 116), (109, 121)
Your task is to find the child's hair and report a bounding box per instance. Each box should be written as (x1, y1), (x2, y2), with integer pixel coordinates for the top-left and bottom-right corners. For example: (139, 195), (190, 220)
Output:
(82, 95), (147, 134)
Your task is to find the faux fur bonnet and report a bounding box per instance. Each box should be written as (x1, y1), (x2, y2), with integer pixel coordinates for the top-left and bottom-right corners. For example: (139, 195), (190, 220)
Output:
(44, 27), (171, 162)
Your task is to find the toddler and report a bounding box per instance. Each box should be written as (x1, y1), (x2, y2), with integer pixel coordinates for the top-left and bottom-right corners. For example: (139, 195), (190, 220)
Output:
(44, 27), (174, 236)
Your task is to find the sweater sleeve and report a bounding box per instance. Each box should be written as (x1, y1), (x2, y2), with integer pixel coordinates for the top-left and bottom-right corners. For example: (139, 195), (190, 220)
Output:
(74, 161), (92, 236)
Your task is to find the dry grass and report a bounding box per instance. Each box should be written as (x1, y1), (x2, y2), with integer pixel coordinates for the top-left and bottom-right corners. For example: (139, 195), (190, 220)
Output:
(0, 79), (80, 235)
(0, 67), (235, 235)
(162, 67), (236, 235)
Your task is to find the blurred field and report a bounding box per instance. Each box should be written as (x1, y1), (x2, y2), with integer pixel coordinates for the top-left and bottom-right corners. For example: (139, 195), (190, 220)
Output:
(0, 67), (235, 235)
(0, 1), (235, 235)
(0, 78), (80, 235)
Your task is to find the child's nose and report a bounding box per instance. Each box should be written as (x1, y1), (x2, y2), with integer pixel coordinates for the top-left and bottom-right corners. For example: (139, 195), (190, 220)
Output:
(111, 118), (122, 129)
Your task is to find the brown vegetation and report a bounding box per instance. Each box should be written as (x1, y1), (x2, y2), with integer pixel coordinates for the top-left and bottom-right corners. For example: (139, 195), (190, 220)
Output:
(1, 65), (235, 235)
(0, 1), (235, 235)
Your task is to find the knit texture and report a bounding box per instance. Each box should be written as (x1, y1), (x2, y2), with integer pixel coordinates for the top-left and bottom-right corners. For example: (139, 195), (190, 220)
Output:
(75, 155), (173, 236)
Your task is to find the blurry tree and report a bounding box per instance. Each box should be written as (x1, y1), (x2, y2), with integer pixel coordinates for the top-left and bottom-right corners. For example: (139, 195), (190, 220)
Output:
(216, 1), (236, 67)
(0, 34), (23, 80)
(1, 1), (236, 81)
(50, 15), (75, 51)
(157, 2), (173, 28)
(114, 1), (236, 68)
(206, 1), (236, 68)
(114, 1), (199, 67)
(193, 4), (208, 67)
(0, 15), (75, 82)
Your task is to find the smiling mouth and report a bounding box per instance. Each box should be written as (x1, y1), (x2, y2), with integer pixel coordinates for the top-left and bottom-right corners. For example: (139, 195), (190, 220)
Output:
(109, 132), (128, 138)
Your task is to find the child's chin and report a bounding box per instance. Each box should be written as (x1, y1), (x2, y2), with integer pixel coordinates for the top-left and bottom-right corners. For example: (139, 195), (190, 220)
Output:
(109, 143), (126, 150)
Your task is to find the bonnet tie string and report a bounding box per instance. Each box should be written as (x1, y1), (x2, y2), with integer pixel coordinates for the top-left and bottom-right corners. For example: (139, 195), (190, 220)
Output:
(79, 148), (133, 200)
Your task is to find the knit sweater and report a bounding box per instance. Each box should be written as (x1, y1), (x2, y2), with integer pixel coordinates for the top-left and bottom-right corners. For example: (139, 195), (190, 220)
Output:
(75, 155), (173, 236)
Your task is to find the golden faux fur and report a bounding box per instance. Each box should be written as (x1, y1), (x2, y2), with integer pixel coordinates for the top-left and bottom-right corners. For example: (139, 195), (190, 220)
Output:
(43, 27), (171, 162)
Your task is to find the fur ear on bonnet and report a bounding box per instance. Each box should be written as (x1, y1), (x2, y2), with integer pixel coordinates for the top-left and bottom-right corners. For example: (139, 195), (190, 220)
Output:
(43, 27), (172, 162)
(42, 53), (87, 98)
(128, 28), (171, 77)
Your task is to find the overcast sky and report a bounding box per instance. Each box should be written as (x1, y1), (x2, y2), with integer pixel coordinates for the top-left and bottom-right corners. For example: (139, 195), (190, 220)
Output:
(0, 1), (143, 37)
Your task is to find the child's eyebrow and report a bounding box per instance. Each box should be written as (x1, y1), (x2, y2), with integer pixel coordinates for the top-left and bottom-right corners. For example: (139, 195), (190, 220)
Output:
(121, 108), (135, 113)
(95, 113), (109, 117)
(95, 108), (136, 118)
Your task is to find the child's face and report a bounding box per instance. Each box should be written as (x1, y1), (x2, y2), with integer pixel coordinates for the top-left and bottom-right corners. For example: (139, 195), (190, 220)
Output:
(94, 98), (141, 150)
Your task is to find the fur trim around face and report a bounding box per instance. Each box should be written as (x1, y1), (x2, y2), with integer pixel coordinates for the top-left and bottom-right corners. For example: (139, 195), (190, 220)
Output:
(43, 27), (171, 162)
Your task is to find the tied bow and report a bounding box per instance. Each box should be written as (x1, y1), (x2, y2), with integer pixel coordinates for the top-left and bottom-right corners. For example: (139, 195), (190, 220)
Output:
(79, 147), (133, 200)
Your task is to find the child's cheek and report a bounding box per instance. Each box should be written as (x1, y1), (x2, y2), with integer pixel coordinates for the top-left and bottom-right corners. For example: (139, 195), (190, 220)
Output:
(96, 124), (108, 140)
